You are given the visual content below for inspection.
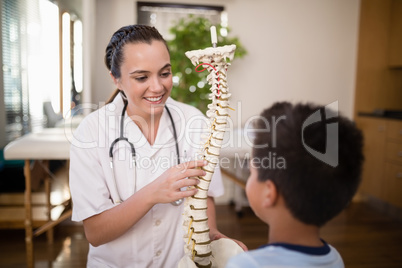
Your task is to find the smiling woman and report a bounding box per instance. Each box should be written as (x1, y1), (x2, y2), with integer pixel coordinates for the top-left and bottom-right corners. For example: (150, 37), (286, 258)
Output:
(110, 41), (172, 133)
(69, 24), (245, 267)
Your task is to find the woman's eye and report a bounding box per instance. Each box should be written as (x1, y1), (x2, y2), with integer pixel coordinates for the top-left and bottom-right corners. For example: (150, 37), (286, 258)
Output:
(135, 76), (147, 82)
(161, 72), (171, 77)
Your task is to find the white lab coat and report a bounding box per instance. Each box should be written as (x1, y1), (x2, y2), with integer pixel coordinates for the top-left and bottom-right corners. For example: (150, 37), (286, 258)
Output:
(69, 95), (224, 268)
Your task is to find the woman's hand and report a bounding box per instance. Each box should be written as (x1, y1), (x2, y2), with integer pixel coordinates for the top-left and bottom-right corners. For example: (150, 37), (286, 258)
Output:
(209, 230), (248, 252)
(83, 160), (206, 247)
(145, 159), (207, 205)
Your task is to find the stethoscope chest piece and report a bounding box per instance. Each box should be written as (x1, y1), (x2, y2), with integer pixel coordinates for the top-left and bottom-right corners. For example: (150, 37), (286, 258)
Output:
(171, 198), (184, 206)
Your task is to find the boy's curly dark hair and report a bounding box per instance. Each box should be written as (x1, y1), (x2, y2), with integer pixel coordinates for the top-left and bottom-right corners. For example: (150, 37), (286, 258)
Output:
(252, 102), (364, 226)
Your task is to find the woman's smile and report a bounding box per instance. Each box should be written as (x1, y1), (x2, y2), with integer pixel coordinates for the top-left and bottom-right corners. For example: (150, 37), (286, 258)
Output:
(144, 94), (164, 103)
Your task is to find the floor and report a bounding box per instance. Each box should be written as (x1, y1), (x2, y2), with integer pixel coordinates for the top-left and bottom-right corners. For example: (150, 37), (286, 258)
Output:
(1, 161), (402, 267)
(1, 201), (402, 267)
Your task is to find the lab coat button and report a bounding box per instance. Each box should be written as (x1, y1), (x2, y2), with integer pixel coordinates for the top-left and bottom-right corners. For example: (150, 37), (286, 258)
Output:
(155, 220), (161, 226)
(156, 250), (162, 257)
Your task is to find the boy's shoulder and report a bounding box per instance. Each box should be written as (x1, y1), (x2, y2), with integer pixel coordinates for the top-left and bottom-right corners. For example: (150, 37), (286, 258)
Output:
(225, 243), (344, 268)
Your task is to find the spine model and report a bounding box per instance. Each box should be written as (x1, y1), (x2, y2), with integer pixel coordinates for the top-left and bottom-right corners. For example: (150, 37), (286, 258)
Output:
(182, 44), (236, 268)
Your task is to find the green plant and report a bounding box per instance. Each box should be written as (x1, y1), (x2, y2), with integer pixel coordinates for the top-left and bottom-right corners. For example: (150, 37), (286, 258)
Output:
(167, 16), (247, 114)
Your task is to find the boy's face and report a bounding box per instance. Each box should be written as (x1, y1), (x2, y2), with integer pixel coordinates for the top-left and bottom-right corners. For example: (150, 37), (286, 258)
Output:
(246, 164), (266, 222)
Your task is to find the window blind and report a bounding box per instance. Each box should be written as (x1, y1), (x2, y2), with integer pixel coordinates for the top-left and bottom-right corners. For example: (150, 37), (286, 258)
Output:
(1, 0), (60, 144)
(1, 0), (30, 142)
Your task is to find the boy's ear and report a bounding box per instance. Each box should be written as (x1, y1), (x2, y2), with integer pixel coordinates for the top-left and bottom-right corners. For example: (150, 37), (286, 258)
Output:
(262, 180), (278, 208)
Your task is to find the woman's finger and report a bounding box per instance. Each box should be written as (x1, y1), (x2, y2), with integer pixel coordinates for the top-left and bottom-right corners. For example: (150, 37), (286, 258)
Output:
(176, 160), (207, 171)
(232, 239), (248, 251)
(176, 177), (200, 189)
(171, 166), (206, 182)
(210, 232), (249, 252)
(179, 187), (198, 198)
(180, 168), (206, 178)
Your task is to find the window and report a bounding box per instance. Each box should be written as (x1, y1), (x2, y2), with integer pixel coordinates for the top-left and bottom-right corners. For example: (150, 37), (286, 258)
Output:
(137, 2), (225, 40)
(1, 0), (60, 142)
(1, 0), (82, 144)
(61, 12), (83, 118)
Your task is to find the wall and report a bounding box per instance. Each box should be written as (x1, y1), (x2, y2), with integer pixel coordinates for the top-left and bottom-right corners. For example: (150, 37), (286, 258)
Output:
(88, 0), (134, 108)
(89, 0), (361, 125)
(81, 0), (96, 108)
(56, 0), (83, 18)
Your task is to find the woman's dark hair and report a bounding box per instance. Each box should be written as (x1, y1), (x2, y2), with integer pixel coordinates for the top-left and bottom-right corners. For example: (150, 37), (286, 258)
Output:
(252, 102), (364, 227)
(104, 25), (168, 103)
(105, 24), (168, 78)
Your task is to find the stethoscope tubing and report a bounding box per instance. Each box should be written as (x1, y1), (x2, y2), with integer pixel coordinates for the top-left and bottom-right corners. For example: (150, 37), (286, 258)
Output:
(109, 94), (183, 206)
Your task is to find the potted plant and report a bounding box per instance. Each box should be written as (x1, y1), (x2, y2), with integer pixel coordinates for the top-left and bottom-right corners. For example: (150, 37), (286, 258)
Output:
(168, 16), (247, 114)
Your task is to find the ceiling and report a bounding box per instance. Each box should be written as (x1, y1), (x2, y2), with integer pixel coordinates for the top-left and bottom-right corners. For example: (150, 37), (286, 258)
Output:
(52, 0), (83, 19)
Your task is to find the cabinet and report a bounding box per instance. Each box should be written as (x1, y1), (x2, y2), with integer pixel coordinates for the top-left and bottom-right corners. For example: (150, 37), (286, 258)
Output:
(354, 0), (402, 118)
(383, 120), (402, 207)
(389, 0), (402, 67)
(357, 117), (387, 200)
(357, 117), (402, 208)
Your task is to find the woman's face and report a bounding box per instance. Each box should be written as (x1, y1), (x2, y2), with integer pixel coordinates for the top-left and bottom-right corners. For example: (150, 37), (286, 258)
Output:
(113, 40), (172, 119)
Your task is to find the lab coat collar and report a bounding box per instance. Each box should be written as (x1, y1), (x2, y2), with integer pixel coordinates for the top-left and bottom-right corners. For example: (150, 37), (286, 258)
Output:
(108, 94), (177, 158)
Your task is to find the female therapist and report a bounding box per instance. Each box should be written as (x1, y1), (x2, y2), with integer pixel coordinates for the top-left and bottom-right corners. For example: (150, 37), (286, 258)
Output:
(69, 25), (246, 267)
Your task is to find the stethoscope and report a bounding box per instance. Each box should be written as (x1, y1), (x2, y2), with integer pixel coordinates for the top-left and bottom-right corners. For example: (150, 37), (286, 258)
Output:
(109, 93), (183, 206)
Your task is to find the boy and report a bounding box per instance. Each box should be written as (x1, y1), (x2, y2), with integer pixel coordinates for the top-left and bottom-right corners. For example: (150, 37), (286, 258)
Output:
(226, 102), (363, 268)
